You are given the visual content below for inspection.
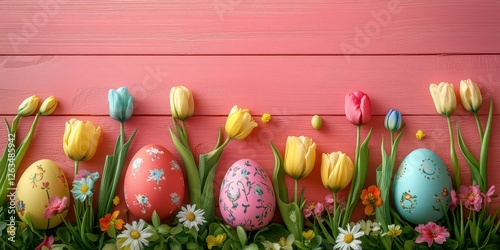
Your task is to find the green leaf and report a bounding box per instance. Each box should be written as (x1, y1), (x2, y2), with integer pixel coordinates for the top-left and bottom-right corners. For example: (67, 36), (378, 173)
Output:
(152, 210), (160, 228)
(479, 98), (493, 190)
(237, 226), (247, 246)
(170, 224), (183, 235)
(404, 240), (415, 250)
(310, 235), (322, 248)
(158, 224), (171, 236)
(85, 233), (99, 243)
(168, 239), (182, 250)
(57, 227), (71, 243)
(186, 241), (199, 249)
(444, 239), (459, 249)
(294, 240), (308, 249)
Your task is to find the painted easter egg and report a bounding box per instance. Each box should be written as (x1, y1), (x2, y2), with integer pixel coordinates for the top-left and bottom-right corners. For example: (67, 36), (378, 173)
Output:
(15, 159), (70, 229)
(219, 159), (275, 231)
(393, 148), (453, 225)
(124, 144), (184, 221)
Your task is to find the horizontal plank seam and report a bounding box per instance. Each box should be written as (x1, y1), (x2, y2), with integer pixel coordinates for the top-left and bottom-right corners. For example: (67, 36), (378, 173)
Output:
(2, 53), (500, 57)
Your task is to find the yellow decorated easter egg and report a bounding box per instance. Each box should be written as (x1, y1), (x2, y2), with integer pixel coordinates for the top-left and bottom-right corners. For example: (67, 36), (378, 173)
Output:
(15, 159), (70, 229)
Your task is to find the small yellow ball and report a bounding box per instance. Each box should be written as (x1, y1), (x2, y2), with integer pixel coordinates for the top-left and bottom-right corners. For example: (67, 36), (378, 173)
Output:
(311, 115), (323, 130)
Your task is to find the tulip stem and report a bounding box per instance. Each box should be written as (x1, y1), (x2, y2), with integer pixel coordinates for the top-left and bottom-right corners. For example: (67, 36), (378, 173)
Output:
(333, 191), (338, 237)
(473, 112), (483, 143)
(120, 122), (125, 146)
(446, 116), (460, 189)
(294, 179), (298, 206)
(74, 160), (80, 177)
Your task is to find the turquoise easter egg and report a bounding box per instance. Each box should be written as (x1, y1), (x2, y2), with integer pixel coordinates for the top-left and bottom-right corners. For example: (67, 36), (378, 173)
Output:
(393, 148), (452, 225)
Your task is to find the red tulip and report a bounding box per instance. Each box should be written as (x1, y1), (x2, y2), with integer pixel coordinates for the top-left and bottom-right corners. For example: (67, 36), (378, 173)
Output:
(345, 91), (371, 125)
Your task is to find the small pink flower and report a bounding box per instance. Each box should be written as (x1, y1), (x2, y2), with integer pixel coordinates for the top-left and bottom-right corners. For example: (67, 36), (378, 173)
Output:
(415, 222), (449, 247)
(303, 202), (324, 219)
(324, 193), (346, 213)
(459, 185), (482, 212)
(42, 182), (49, 189)
(43, 196), (68, 219)
(74, 170), (89, 181)
(35, 235), (54, 250)
(449, 189), (458, 210)
(482, 185), (495, 205)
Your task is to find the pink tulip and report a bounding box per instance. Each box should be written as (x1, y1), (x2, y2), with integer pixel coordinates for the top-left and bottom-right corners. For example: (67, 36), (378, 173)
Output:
(345, 91), (372, 125)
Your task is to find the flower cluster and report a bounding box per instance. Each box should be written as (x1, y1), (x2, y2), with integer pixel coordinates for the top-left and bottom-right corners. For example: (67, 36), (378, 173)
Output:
(2, 80), (499, 250)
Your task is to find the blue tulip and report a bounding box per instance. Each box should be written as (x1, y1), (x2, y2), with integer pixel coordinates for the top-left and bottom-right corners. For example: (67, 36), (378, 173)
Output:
(108, 87), (134, 122)
(384, 109), (402, 132)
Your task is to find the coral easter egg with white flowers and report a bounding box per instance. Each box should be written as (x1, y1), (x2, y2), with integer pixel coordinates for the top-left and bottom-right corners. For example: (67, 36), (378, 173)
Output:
(219, 159), (275, 231)
(393, 148), (453, 225)
(124, 144), (184, 221)
(15, 159), (70, 229)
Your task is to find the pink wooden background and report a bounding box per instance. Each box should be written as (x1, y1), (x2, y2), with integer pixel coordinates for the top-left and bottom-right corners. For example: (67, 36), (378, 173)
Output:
(1, 0), (500, 223)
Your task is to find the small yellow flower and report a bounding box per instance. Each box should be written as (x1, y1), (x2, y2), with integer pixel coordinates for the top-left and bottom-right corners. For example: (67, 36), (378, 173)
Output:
(302, 230), (315, 241)
(113, 196), (120, 206)
(415, 130), (425, 140)
(262, 113), (272, 123)
(384, 224), (402, 238)
(206, 233), (226, 249)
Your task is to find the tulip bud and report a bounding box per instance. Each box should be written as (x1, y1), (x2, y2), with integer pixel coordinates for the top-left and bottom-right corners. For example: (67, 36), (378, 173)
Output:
(108, 87), (134, 122)
(63, 119), (101, 162)
(321, 152), (354, 193)
(429, 82), (456, 116)
(18, 95), (39, 116)
(284, 136), (316, 180)
(39, 96), (58, 115)
(345, 91), (371, 125)
(225, 105), (258, 140)
(170, 86), (194, 120)
(384, 109), (402, 132)
(459, 79), (482, 113)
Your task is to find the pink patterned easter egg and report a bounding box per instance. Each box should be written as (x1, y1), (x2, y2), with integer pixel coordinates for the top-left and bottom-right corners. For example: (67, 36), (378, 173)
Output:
(219, 159), (275, 231)
(124, 144), (184, 221)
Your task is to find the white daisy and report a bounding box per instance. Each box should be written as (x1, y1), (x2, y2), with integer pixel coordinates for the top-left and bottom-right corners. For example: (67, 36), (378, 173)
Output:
(117, 219), (153, 250)
(176, 204), (207, 231)
(334, 223), (364, 250)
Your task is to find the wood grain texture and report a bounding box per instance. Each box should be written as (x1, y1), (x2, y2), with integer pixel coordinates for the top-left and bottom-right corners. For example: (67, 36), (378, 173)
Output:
(1, 0), (500, 54)
(1, 55), (500, 116)
(1, 0), (500, 225)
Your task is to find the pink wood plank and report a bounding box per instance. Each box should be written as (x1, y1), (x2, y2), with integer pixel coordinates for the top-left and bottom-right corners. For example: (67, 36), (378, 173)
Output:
(1, 0), (500, 54)
(1, 115), (499, 222)
(2, 55), (500, 116)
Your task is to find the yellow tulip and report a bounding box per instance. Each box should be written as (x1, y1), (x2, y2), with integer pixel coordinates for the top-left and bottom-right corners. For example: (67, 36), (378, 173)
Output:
(321, 152), (354, 193)
(170, 86), (194, 120)
(63, 119), (101, 162)
(39, 96), (58, 115)
(284, 136), (316, 180)
(17, 95), (39, 116)
(225, 105), (258, 140)
(460, 79), (482, 113)
(429, 82), (456, 116)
